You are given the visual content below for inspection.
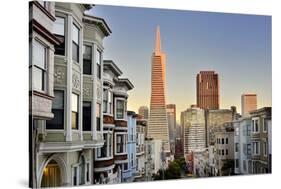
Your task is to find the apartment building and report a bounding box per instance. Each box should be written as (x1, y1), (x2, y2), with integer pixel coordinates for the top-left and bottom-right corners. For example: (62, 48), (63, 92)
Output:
(122, 111), (137, 182)
(29, 2), (114, 187)
(250, 107), (271, 174)
(213, 122), (235, 176)
(94, 60), (134, 184)
(233, 117), (252, 175)
(135, 117), (146, 181)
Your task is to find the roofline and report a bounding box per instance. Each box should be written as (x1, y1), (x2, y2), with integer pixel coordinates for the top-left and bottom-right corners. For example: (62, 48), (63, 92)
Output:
(117, 78), (134, 90)
(83, 13), (112, 36)
(103, 60), (123, 76)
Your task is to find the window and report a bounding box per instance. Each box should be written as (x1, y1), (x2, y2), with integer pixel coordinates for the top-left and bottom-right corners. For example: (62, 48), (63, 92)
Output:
(131, 153), (134, 167)
(222, 149), (224, 156)
(96, 49), (101, 79)
(103, 89), (112, 114)
(263, 141), (267, 156)
(83, 102), (91, 131)
(83, 45), (92, 74)
(252, 142), (260, 155)
(235, 143), (239, 152)
(246, 124), (251, 136)
(226, 149), (228, 155)
(218, 138), (220, 144)
(263, 119), (268, 132)
(97, 132), (113, 158)
(247, 144), (251, 155)
(96, 103), (101, 131)
(73, 166), (78, 186)
(222, 138), (224, 144)
(86, 163), (90, 183)
(252, 119), (259, 133)
(46, 91), (64, 129)
(235, 159), (239, 168)
(79, 157), (85, 185)
(116, 133), (127, 154)
(72, 24), (79, 62)
(72, 93), (79, 129)
(33, 41), (46, 91)
(123, 163), (128, 171)
(116, 99), (126, 119)
(226, 138), (228, 144)
(54, 17), (65, 55)
(243, 160), (247, 171)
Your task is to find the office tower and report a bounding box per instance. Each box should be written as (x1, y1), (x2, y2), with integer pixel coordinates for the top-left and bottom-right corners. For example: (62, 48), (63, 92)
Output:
(181, 106), (206, 155)
(147, 26), (170, 153)
(166, 104), (176, 154)
(196, 71), (219, 110)
(138, 106), (149, 120)
(241, 93), (257, 117)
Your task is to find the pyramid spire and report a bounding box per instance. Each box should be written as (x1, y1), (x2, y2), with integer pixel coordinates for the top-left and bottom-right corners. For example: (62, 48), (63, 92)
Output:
(155, 26), (161, 54)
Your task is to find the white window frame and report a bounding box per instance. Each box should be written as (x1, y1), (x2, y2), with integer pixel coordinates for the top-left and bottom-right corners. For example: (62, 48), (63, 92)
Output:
(263, 118), (268, 133)
(103, 87), (113, 115)
(114, 98), (127, 121)
(115, 132), (127, 155)
(252, 141), (260, 155)
(252, 118), (260, 133)
(95, 131), (113, 160)
(33, 39), (47, 92)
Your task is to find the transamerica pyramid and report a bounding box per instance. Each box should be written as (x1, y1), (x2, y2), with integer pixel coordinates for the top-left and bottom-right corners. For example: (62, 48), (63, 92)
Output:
(147, 26), (170, 153)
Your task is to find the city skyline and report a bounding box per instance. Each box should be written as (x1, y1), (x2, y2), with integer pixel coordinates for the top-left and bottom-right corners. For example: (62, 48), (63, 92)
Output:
(88, 5), (271, 122)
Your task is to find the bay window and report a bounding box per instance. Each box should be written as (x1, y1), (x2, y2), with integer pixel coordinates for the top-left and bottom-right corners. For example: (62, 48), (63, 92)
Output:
(72, 23), (80, 62)
(96, 103), (101, 131)
(252, 141), (260, 155)
(116, 133), (127, 154)
(33, 40), (47, 91)
(96, 49), (101, 79)
(46, 90), (64, 129)
(115, 99), (126, 120)
(252, 118), (259, 133)
(72, 93), (79, 129)
(53, 16), (65, 55)
(83, 45), (92, 75)
(97, 132), (113, 159)
(103, 89), (112, 114)
(83, 102), (91, 131)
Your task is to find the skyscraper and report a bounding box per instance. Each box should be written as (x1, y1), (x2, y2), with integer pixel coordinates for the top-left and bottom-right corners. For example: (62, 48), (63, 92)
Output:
(241, 93), (257, 117)
(181, 106), (206, 155)
(138, 106), (149, 120)
(196, 71), (219, 110)
(166, 104), (176, 154)
(147, 26), (170, 153)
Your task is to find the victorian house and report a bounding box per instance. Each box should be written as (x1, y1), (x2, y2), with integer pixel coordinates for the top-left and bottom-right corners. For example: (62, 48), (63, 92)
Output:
(30, 2), (112, 187)
(93, 60), (134, 184)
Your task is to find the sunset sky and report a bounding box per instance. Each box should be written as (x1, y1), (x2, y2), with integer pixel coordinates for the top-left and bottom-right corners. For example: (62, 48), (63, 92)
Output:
(88, 5), (272, 122)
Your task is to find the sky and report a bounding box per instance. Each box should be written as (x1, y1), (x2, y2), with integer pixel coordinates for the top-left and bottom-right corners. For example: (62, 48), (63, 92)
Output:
(87, 5), (272, 122)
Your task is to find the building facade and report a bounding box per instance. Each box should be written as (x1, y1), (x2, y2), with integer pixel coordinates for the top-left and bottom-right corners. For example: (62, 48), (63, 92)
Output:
(233, 117), (252, 175)
(122, 111), (137, 182)
(206, 106), (239, 146)
(250, 107), (271, 174)
(196, 71), (219, 110)
(166, 104), (176, 155)
(241, 93), (257, 117)
(148, 26), (170, 153)
(94, 60), (134, 184)
(29, 2), (115, 187)
(138, 106), (149, 120)
(213, 122), (235, 176)
(135, 117), (146, 181)
(181, 106), (206, 155)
